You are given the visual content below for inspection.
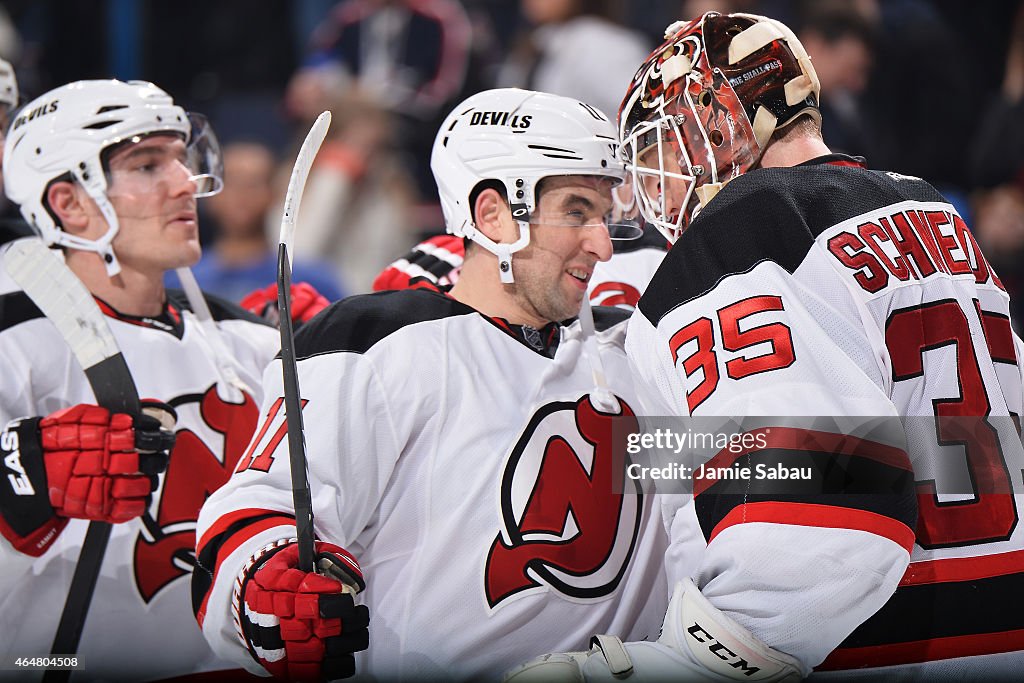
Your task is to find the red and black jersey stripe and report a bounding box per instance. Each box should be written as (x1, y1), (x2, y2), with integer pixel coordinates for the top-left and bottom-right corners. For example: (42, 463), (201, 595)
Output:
(694, 427), (917, 552)
(820, 550), (1024, 669)
(0, 286), (270, 337)
(192, 508), (295, 628)
(372, 235), (465, 292)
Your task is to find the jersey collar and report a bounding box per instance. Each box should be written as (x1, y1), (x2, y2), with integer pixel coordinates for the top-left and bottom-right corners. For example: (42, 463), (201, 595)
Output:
(488, 316), (562, 358)
(94, 295), (185, 338)
(797, 153), (867, 169)
(413, 278), (564, 358)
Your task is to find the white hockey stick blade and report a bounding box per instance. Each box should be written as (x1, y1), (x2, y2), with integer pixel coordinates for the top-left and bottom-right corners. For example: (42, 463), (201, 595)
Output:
(5, 238), (119, 373)
(278, 110), (331, 264)
(276, 111), (331, 573)
(3, 238), (139, 412)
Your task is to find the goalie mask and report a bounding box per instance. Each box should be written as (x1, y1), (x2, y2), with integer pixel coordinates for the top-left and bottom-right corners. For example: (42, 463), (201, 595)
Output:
(3, 79), (223, 275)
(432, 88), (635, 283)
(618, 12), (820, 243)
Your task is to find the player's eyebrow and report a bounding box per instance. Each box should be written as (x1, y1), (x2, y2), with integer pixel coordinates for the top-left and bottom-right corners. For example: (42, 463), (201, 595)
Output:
(559, 194), (595, 210)
(111, 138), (185, 165)
(559, 192), (614, 216)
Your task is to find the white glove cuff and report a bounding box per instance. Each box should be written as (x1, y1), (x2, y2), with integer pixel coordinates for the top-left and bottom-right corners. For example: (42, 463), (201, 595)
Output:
(659, 579), (806, 682)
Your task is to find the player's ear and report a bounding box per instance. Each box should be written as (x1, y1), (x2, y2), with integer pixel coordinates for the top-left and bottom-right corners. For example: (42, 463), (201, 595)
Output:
(46, 180), (92, 235)
(473, 187), (516, 244)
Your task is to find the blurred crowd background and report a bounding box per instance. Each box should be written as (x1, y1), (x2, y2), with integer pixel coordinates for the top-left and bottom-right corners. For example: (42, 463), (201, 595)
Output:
(0, 0), (1021, 321)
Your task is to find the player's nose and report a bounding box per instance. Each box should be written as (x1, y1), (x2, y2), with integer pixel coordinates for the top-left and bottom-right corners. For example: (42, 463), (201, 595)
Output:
(580, 223), (613, 263)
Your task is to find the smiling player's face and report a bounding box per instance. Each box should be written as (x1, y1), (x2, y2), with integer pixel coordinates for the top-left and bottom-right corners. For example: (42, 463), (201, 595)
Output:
(509, 175), (616, 324)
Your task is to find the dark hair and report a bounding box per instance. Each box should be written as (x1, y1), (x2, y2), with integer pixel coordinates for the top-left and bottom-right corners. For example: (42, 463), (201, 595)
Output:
(771, 113), (822, 145)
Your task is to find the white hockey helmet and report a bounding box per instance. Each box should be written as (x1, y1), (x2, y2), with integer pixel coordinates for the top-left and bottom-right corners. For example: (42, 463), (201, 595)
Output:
(0, 57), (17, 113)
(431, 88), (625, 283)
(3, 79), (223, 275)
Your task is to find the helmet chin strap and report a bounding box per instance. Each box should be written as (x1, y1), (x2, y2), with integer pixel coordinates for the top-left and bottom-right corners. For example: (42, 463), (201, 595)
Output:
(462, 218), (531, 284)
(693, 182), (725, 209)
(61, 165), (124, 276)
(496, 244), (515, 284)
(91, 194), (123, 277)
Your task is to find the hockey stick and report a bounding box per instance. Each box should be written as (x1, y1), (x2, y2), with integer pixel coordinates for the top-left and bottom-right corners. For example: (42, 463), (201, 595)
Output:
(277, 111), (331, 573)
(174, 265), (251, 403)
(3, 238), (141, 681)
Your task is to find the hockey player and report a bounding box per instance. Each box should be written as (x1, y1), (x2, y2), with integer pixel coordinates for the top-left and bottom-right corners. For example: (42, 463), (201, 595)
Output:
(0, 80), (281, 680)
(508, 11), (1024, 681)
(194, 88), (669, 681)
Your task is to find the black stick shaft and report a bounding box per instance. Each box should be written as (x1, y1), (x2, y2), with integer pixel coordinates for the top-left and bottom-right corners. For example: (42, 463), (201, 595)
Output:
(46, 354), (141, 681)
(277, 244), (315, 572)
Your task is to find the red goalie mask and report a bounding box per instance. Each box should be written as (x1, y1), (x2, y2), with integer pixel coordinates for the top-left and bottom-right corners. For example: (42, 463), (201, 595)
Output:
(618, 12), (820, 242)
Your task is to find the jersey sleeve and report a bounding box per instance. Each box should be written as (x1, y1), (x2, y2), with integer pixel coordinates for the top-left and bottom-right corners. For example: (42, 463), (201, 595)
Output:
(193, 319), (410, 671)
(628, 189), (917, 669)
(0, 280), (94, 572)
(372, 234), (464, 292)
(0, 320), (50, 579)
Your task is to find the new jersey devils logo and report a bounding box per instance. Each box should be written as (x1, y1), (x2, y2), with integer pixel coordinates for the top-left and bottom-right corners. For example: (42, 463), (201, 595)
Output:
(590, 281), (642, 309)
(133, 386), (259, 603)
(484, 395), (642, 608)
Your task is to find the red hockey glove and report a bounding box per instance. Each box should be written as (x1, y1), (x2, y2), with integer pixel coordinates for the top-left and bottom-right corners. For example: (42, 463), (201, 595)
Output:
(372, 234), (464, 292)
(241, 282), (330, 326)
(0, 401), (176, 556)
(240, 540), (368, 681)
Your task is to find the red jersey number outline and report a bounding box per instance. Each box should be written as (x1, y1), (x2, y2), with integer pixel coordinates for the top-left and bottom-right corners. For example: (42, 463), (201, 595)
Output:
(669, 295), (795, 412)
(236, 396), (310, 473)
(885, 299), (1019, 548)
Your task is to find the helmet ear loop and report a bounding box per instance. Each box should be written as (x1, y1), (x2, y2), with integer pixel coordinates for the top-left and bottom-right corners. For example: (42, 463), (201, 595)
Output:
(71, 163), (123, 276)
(494, 217), (532, 284)
(464, 214), (531, 284)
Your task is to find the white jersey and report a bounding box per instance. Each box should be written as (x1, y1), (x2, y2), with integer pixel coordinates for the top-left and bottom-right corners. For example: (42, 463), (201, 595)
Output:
(196, 285), (669, 681)
(627, 157), (1024, 677)
(0, 239), (279, 681)
(587, 229), (667, 311)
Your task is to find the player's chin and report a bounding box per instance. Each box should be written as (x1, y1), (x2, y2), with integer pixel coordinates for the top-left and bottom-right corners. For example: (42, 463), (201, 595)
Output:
(170, 243), (202, 270)
(555, 291), (587, 322)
